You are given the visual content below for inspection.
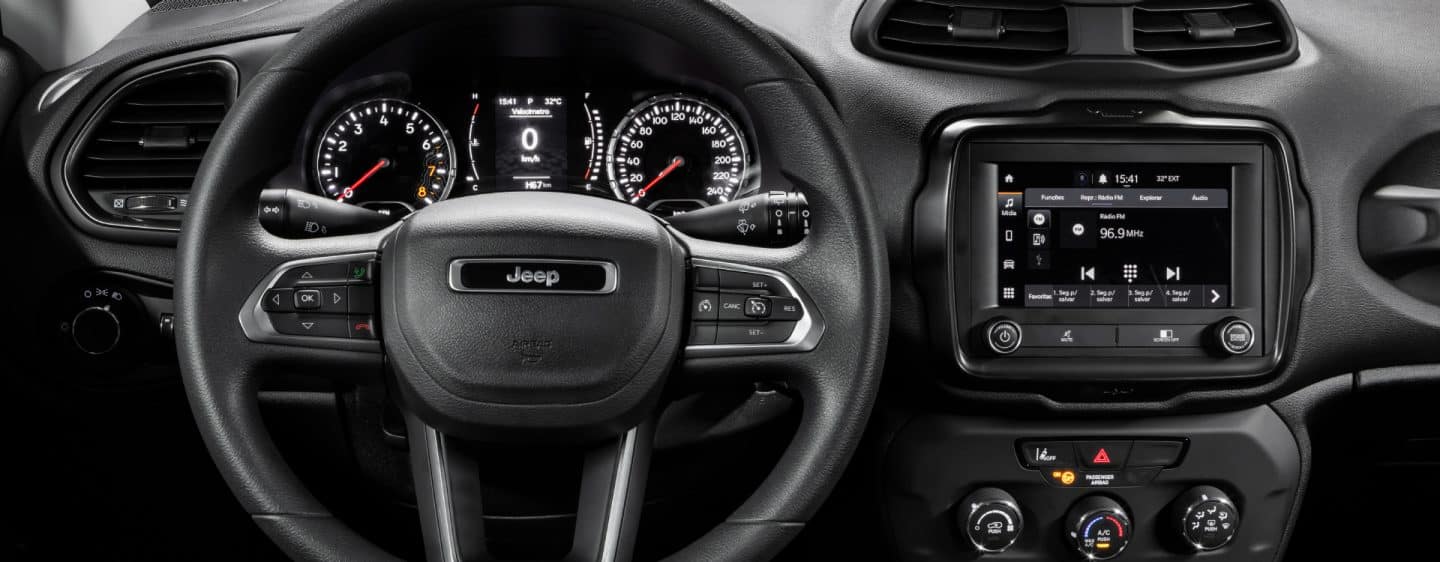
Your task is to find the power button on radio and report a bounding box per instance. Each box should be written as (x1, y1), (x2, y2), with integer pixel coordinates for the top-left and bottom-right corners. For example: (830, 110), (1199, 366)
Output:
(987, 320), (1023, 355)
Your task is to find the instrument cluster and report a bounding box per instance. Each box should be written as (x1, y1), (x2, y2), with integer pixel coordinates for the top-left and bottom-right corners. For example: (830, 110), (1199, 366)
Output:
(305, 59), (759, 218)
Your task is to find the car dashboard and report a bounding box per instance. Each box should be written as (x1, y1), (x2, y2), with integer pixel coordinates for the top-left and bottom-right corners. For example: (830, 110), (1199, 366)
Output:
(5, 0), (1440, 561)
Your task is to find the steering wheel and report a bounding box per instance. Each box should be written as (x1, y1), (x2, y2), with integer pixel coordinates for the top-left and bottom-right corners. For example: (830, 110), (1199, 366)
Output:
(176, 0), (888, 560)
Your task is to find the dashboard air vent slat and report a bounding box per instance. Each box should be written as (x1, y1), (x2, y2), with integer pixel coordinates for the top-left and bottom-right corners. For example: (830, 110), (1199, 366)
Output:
(1133, 0), (1291, 65)
(65, 61), (236, 232)
(875, 0), (1067, 65)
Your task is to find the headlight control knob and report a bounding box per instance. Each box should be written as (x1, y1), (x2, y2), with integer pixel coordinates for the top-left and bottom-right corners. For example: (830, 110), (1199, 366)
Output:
(1171, 485), (1239, 551)
(956, 487), (1023, 553)
(1065, 495), (1131, 560)
(71, 306), (122, 355)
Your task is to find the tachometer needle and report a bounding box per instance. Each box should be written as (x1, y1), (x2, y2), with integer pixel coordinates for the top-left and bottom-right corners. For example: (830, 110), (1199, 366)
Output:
(339, 158), (390, 201)
(636, 156), (685, 199)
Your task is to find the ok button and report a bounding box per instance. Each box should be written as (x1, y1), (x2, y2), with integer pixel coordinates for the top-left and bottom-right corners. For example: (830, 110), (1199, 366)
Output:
(294, 289), (322, 310)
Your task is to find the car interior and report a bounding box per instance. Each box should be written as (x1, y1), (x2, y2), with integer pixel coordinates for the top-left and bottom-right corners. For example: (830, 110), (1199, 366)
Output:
(3, 0), (1439, 560)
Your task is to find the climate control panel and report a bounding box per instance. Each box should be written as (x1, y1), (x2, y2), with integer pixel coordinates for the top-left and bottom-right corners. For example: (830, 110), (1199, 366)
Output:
(884, 409), (1300, 561)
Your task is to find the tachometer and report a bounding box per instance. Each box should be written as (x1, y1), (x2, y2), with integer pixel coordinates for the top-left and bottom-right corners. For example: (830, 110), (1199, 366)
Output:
(315, 98), (455, 211)
(607, 94), (750, 212)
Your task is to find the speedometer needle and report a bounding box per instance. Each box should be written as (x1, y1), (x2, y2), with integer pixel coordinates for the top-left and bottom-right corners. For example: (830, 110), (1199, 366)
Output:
(339, 158), (390, 201)
(636, 156), (685, 199)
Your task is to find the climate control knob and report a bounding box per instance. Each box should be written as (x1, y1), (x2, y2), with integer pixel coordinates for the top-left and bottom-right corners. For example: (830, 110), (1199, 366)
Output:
(1065, 495), (1131, 560)
(956, 487), (1023, 553)
(1171, 486), (1239, 551)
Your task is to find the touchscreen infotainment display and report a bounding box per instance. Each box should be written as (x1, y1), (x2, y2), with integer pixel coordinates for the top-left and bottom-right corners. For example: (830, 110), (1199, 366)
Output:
(995, 163), (1232, 308)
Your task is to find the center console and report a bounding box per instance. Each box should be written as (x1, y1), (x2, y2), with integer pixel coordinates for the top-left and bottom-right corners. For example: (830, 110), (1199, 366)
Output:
(896, 106), (1310, 562)
(915, 106), (1305, 381)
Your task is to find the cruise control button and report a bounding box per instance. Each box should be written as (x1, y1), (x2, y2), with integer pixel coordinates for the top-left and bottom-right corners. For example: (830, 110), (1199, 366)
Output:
(270, 314), (348, 338)
(262, 289), (294, 312)
(277, 262), (350, 286)
(1129, 440), (1185, 468)
(769, 296), (803, 320)
(717, 270), (781, 294)
(1019, 441), (1076, 468)
(1077, 441), (1132, 468)
(744, 297), (771, 318)
(1118, 324), (1206, 347)
(692, 291), (719, 321)
(348, 285), (375, 314)
(717, 293), (750, 321)
(715, 322), (796, 345)
(293, 289), (322, 310)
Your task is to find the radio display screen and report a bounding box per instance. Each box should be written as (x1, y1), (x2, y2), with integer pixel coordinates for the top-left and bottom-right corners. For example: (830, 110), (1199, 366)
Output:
(995, 163), (1232, 308)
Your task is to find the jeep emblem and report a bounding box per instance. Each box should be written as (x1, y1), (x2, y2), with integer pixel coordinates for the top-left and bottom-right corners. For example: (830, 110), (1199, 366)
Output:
(449, 259), (617, 294)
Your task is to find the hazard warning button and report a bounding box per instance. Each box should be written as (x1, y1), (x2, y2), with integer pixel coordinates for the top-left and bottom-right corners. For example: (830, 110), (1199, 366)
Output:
(1077, 441), (1133, 468)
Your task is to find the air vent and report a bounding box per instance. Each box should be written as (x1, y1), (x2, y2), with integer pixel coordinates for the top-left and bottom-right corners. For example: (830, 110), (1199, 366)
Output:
(1133, 1), (1293, 66)
(64, 60), (237, 232)
(873, 0), (1068, 65)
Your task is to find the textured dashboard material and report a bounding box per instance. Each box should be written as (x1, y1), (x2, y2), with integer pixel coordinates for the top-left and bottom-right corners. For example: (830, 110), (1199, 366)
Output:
(728, 0), (1440, 412)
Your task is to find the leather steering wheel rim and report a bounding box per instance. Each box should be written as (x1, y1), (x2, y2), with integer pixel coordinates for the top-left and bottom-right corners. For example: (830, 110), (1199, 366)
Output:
(175, 1), (889, 560)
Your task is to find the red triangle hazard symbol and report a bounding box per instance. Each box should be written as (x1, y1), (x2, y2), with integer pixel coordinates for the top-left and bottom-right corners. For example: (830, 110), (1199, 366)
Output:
(1092, 448), (1111, 464)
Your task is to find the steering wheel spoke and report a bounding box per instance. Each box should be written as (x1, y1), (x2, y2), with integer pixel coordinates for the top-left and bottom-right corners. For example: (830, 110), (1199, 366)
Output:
(407, 416), (655, 562)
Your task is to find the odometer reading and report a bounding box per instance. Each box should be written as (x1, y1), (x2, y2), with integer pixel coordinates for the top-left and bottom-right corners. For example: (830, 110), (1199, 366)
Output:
(607, 94), (750, 212)
(315, 98), (455, 211)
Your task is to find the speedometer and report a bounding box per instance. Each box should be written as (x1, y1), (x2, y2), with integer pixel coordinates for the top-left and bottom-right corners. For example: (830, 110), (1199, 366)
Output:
(315, 98), (455, 212)
(607, 94), (750, 212)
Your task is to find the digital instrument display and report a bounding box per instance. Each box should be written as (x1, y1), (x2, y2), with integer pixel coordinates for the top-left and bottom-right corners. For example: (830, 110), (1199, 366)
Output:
(995, 163), (1232, 308)
(493, 95), (568, 190)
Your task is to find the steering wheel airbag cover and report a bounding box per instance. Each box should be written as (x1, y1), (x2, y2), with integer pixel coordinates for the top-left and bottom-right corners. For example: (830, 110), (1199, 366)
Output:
(383, 192), (684, 439)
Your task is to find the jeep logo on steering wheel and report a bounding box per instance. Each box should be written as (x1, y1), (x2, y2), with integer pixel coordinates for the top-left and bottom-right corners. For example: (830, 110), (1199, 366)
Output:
(448, 259), (617, 294)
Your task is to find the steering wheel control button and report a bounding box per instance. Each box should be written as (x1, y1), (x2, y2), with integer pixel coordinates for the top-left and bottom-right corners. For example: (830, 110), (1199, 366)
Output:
(1066, 496), (1132, 560)
(271, 314), (349, 338)
(314, 287), (347, 313)
(347, 261), (375, 283)
(1214, 318), (1255, 355)
(1128, 440), (1186, 468)
(717, 293), (750, 320)
(293, 289), (323, 310)
(693, 266), (720, 288)
(688, 324), (718, 345)
(985, 319), (1022, 355)
(743, 297), (771, 318)
(1019, 441), (1076, 468)
(768, 296), (803, 320)
(1077, 441), (1132, 468)
(348, 317), (377, 339)
(348, 285), (376, 314)
(957, 488), (1023, 554)
(717, 270), (782, 294)
(278, 262), (351, 287)
(715, 322), (797, 345)
(692, 291), (718, 321)
(261, 289), (294, 312)
(1172, 486), (1240, 551)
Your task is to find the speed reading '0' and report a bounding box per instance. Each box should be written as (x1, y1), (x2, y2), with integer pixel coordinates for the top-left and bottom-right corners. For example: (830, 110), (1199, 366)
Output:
(606, 94), (750, 213)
